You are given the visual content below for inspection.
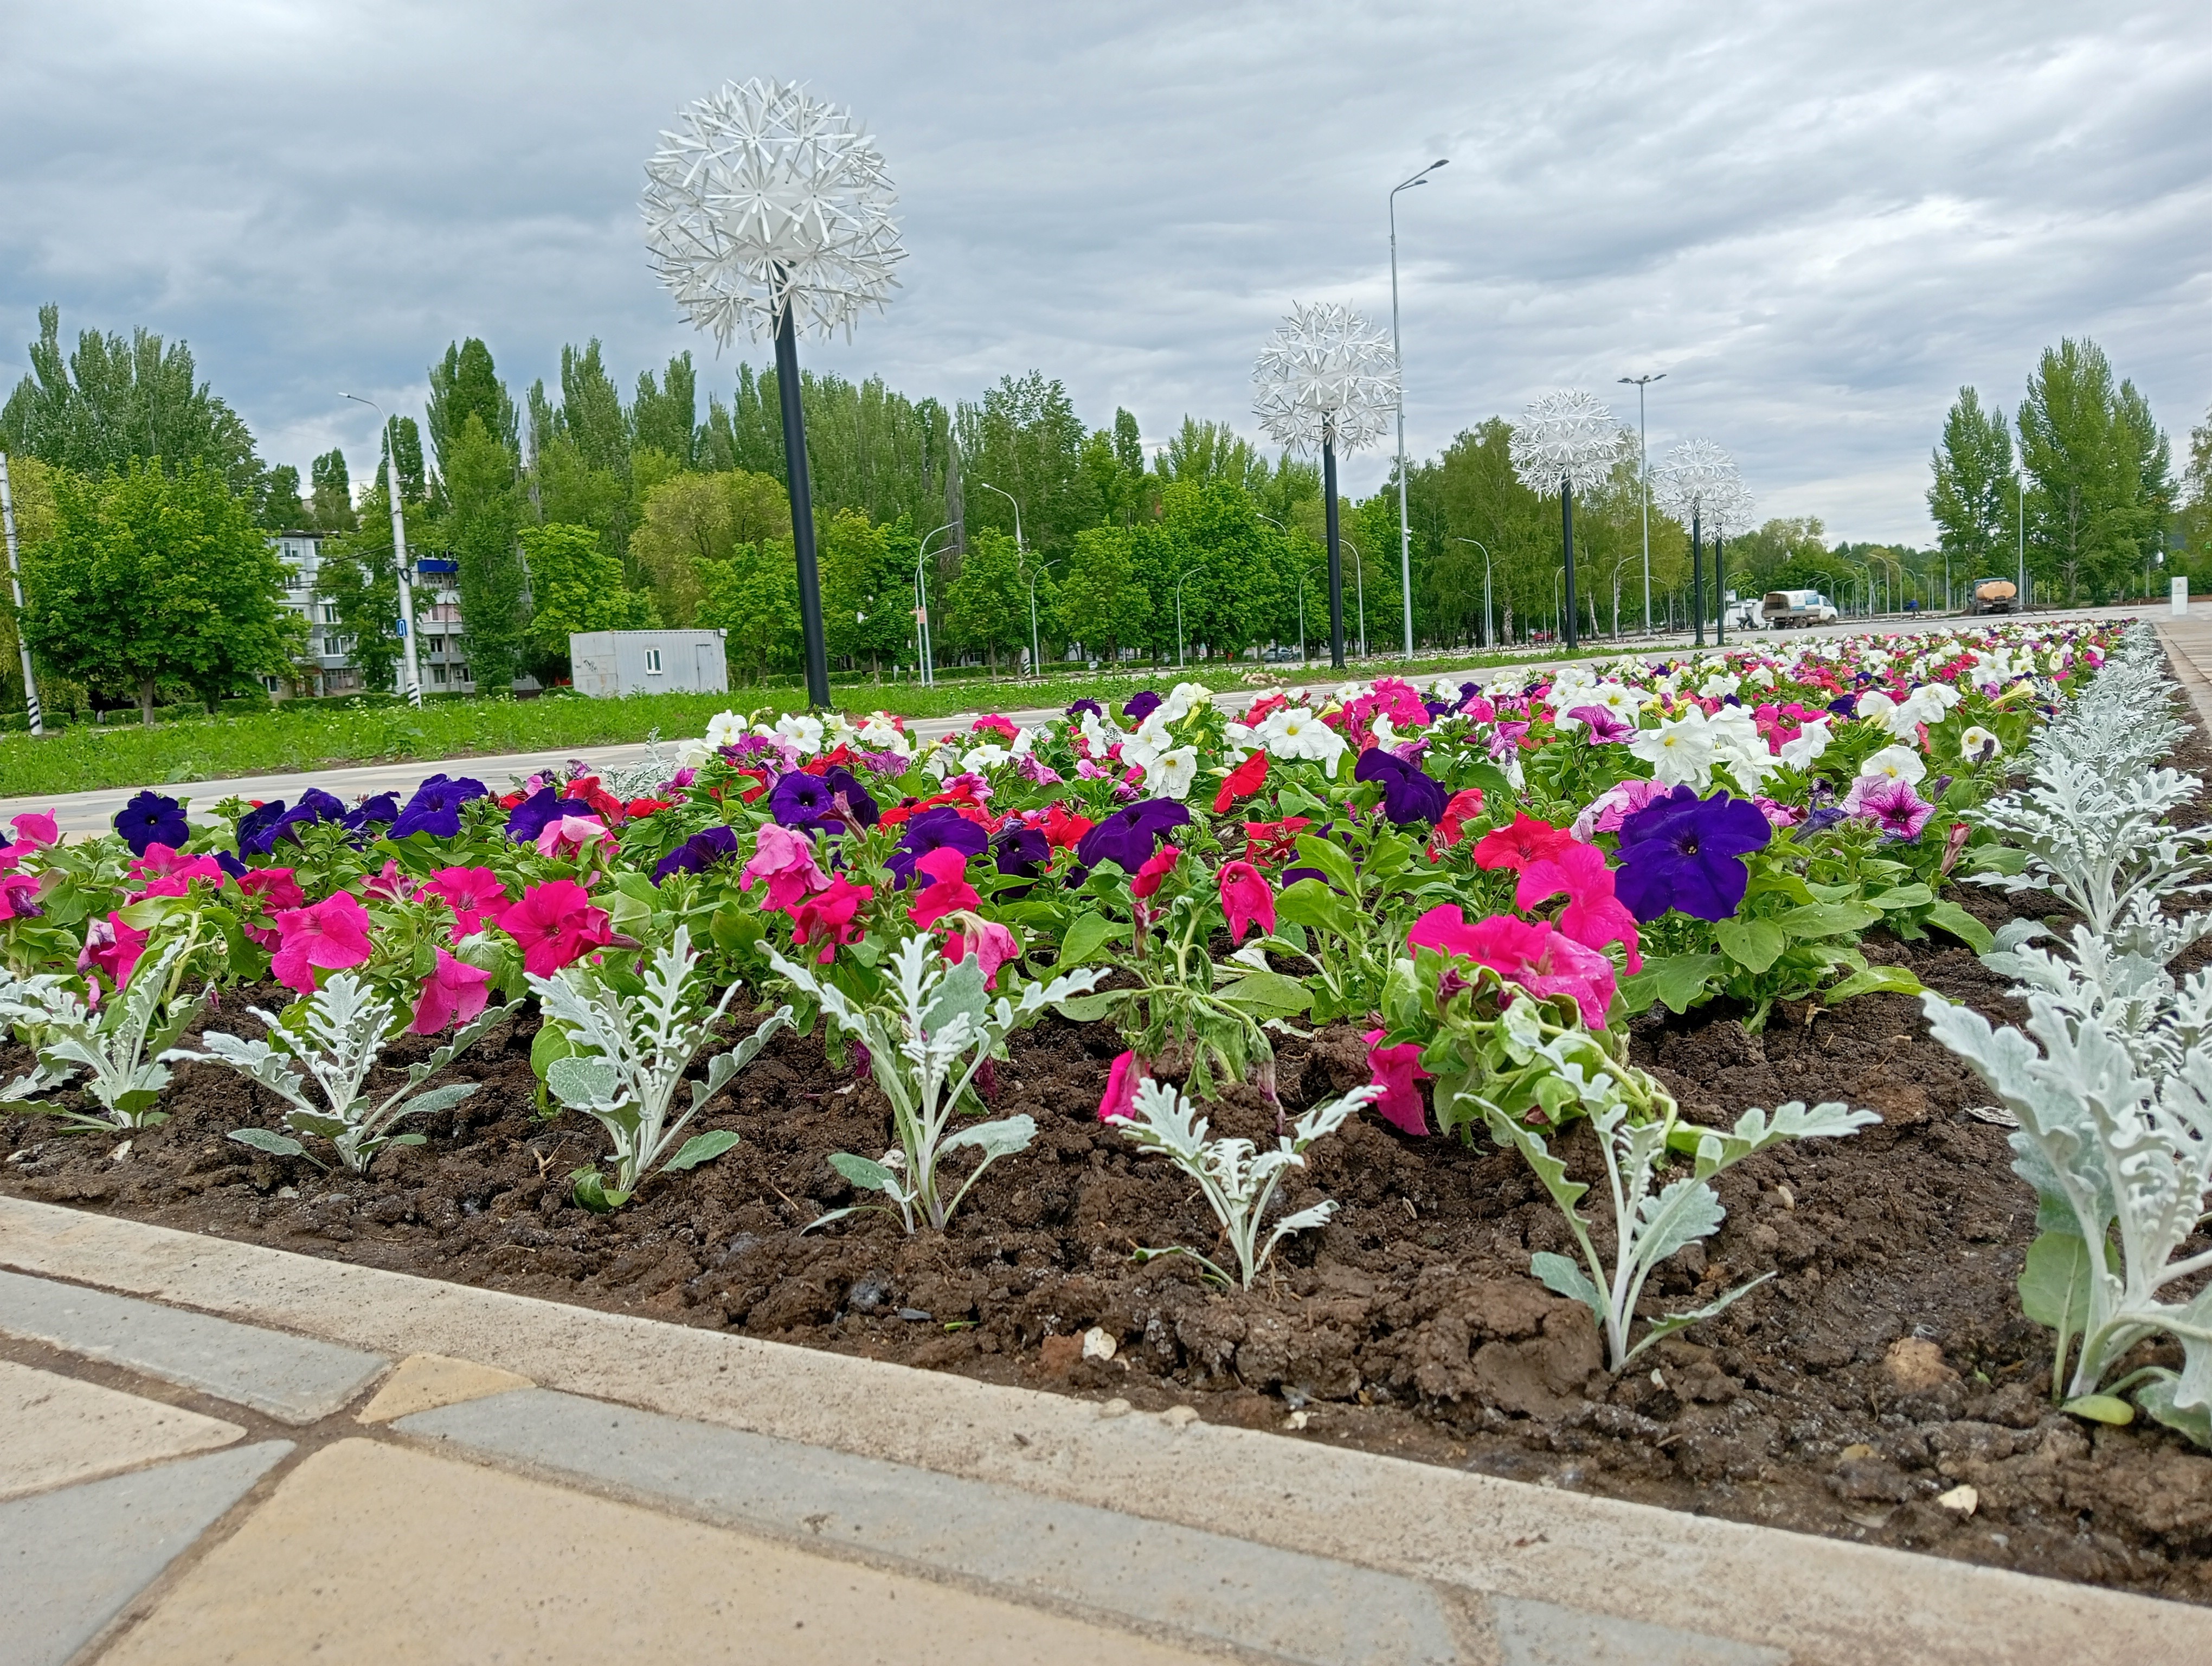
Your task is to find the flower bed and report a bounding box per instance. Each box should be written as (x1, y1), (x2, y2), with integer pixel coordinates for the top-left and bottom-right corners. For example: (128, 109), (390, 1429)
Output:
(12, 618), (2212, 1599)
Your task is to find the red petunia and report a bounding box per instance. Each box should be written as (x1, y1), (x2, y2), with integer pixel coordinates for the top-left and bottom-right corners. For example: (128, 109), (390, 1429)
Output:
(1471, 812), (1574, 874)
(1212, 750), (1269, 814)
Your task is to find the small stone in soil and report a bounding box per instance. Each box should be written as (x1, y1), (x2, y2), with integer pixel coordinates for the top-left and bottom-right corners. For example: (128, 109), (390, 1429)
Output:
(1080, 1326), (1116, 1361)
(897, 1308), (931, 1322)
(1161, 1405), (1200, 1428)
(1097, 1399), (1133, 1419)
(847, 1274), (892, 1314)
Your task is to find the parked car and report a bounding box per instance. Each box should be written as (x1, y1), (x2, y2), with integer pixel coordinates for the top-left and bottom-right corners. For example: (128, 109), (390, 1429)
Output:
(1760, 589), (1839, 629)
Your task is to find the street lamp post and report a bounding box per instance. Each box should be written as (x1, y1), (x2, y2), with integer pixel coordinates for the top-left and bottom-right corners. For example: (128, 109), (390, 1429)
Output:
(915, 521), (953, 686)
(1020, 559), (1058, 679)
(1389, 158), (1447, 662)
(1340, 534), (1367, 659)
(0, 453), (41, 734)
(1618, 373), (1664, 633)
(1452, 537), (1491, 650)
(340, 393), (422, 707)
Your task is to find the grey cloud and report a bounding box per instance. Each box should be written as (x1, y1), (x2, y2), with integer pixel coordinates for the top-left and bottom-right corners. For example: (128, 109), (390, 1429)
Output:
(2, 0), (2205, 542)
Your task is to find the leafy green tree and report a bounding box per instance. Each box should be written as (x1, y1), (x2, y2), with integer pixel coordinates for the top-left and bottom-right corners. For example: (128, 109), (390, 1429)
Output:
(442, 416), (526, 691)
(0, 305), (263, 501)
(261, 465), (307, 528)
(631, 354), (699, 466)
(22, 459), (300, 719)
(1061, 524), (1150, 663)
(310, 448), (356, 530)
(1927, 387), (2016, 573)
(821, 509), (917, 676)
(371, 416), (429, 508)
(703, 363), (954, 531)
(956, 373), (1096, 557)
(316, 495), (403, 694)
(629, 469), (792, 626)
(518, 523), (656, 677)
(2181, 403), (2212, 579)
(2017, 337), (2171, 601)
(944, 528), (1025, 671)
(696, 541), (801, 685)
(426, 338), (519, 479)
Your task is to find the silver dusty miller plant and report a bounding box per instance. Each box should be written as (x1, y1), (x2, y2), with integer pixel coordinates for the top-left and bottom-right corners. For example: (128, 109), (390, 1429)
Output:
(169, 973), (508, 1176)
(766, 933), (1104, 1233)
(1251, 301), (1400, 456)
(643, 77), (905, 347)
(1115, 1076), (1380, 1289)
(0, 934), (210, 1131)
(1480, 1003), (1876, 1371)
(533, 925), (794, 1210)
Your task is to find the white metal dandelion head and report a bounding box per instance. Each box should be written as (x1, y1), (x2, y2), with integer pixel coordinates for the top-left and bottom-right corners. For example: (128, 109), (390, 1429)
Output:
(1707, 474), (1758, 538)
(642, 78), (905, 347)
(1652, 438), (1741, 526)
(1509, 390), (1624, 497)
(1251, 302), (1400, 456)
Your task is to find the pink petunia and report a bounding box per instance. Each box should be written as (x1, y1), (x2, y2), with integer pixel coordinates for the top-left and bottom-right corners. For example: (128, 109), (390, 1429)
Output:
(78, 913), (149, 1001)
(496, 880), (613, 978)
(1570, 777), (1671, 843)
(1130, 844), (1180, 900)
(908, 846), (981, 928)
(1361, 1028), (1432, 1136)
(740, 824), (829, 915)
(1407, 905), (1617, 1029)
(425, 867), (510, 939)
(363, 860), (417, 903)
(535, 814), (609, 859)
(1565, 704), (1635, 744)
(0, 870), (40, 921)
(1218, 860), (1275, 946)
(10, 811), (59, 850)
(1097, 1050), (1154, 1123)
(944, 919), (1020, 989)
(790, 874), (872, 964)
(127, 844), (227, 888)
(269, 891), (374, 993)
(1513, 840), (1642, 973)
(1432, 789), (1486, 850)
(410, 947), (492, 1034)
(1847, 776), (1935, 841)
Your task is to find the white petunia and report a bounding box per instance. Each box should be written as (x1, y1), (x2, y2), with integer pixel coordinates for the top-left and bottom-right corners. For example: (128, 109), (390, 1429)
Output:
(1263, 707), (1349, 777)
(1959, 725), (2002, 761)
(1778, 716), (1832, 771)
(1706, 704), (1778, 791)
(1147, 745), (1199, 799)
(1626, 707), (1716, 789)
(1699, 671), (1742, 699)
(1856, 744), (1927, 786)
(703, 710), (747, 749)
(961, 744), (1011, 774)
(774, 713), (825, 755)
(1079, 710), (1114, 757)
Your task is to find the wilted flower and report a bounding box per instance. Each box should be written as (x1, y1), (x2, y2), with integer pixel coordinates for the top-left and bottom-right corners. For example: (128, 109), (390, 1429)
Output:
(1959, 725), (2001, 762)
(653, 825), (744, 885)
(1361, 1029), (1431, 1135)
(790, 874), (873, 963)
(1218, 860), (1275, 945)
(79, 913), (149, 997)
(1097, 1050), (1154, 1122)
(10, 811), (59, 850)
(1407, 906), (1618, 1029)
(944, 919), (1020, 989)
(1130, 844), (1181, 900)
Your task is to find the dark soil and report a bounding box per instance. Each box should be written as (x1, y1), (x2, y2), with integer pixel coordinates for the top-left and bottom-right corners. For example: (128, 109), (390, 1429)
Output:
(9, 701), (2212, 1602)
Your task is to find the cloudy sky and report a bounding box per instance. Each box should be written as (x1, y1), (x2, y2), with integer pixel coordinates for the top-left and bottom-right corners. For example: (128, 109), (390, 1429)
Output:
(3, 1), (2207, 543)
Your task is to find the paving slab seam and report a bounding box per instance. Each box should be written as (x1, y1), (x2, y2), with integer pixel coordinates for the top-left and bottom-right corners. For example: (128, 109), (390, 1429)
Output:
(6, 1197), (2209, 1665)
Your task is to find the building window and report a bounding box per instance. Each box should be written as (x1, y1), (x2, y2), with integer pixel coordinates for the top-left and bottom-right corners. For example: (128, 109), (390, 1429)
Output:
(645, 647), (663, 675)
(433, 665), (447, 685)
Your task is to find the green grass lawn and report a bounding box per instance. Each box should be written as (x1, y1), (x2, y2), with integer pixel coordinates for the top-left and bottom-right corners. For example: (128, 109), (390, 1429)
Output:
(0, 642), (1631, 798)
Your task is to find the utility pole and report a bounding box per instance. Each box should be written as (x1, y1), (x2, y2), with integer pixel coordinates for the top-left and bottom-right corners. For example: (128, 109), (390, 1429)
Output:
(1618, 373), (1664, 633)
(0, 454), (41, 735)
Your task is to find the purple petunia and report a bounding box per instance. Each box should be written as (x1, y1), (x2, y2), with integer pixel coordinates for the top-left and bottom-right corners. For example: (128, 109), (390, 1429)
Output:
(888, 806), (989, 886)
(114, 791), (188, 857)
(344, 793), (400, 832)
(1352, 747), (1449, 826)
(769, 771), (837, 831)
(505, 786), (590, 843)
(391, 774), (488, 840)
(1613, 786), (1772, 923)
(1847, 777), (1935, 841)
(1122, 690), (1163, 723)
(1066, 697), (1103, 719)
(235, 799), (292, 857)
(652, 824), (744, 885)
(819, 765), (879, 828)
(1075, 798), (1191, 874)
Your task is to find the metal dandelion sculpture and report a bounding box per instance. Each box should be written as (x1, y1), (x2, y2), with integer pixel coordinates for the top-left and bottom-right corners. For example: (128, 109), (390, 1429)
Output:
(644, 79), (906, 707)
(1510, 390), (1624, 651)
(1707, 474), (1757, 644)
(1253, 302), (1400, 668)
(1654, 439), (1743, 648)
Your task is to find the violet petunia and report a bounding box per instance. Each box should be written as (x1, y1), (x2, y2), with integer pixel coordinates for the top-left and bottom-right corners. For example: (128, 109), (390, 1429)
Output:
(1122, 690), (1163, 723)
(1075, 798), (1191, 875)
(391, 773), (488, 840)
(504, 786), (590, 843)
(1612, 786), (1772, 924)
(888, 806), (989, 887)
(652, 824), (744, 885)
(1353, 747), (1449, 826)
(114, 791), (188, 857)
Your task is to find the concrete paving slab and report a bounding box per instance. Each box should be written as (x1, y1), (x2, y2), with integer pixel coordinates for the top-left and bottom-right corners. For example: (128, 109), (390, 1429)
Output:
(0, 1267), (387, 1424)
(355, 1350), (533, 1423)
(0, 1359), (243, 1500)
(398, 1385), (1459, 1666)
(0, 1438), (290, 1666)
(99, 1438), (1222, 1666)
(9, 1196), (2209, 1666)
(1490, 1594), (1785, 1665)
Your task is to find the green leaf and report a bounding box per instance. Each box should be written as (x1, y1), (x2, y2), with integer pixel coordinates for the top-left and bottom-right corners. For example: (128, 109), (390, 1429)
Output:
(1922, 899), (1996, 953)
(1964, 844), (2028, 876)
(665, 1130), (740, 1172)
(828, 1151), (895, 1193)
(1867, 883), (1935, 910)
(1529, 1251), (1603, 1324)
(1052, 991), (1122, 1023)
(228, 1127), (305, 1158)
(1274, 878), (1359, 940)
(1622, 952), (1726, 1015)
(1713, 918), (1786, 974)
(1779, 901), (1885, 939)
(2134, 1376), (2212, 1449)
(1290, 834), (1360, 898)
(1056, 912), (1121, 968)
(2062, 1393), (2136, 1426)
(2018, 1231), (2093, 1332)
(1214, 968), (1313, 1017)
(1823, 964), (1923, 1003)
(569, 1167), (628, 1212)
(546, 1054), (620, 1108)
(530, 1021), (576, 1080)
(1461, 760), (1513, 799)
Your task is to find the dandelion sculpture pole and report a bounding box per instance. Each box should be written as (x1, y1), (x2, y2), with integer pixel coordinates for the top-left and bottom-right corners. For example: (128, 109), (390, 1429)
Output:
(1653, 439), (1741, 650)
(1509, 392), (1624, 653)
(1707, 474), (1756, 646)
(643, 79), (905, 709)
(1254, 303), (1399, 670)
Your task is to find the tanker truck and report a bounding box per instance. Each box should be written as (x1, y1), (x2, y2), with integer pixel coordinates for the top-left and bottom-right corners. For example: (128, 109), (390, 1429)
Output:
(1963, 576), (2017, 616)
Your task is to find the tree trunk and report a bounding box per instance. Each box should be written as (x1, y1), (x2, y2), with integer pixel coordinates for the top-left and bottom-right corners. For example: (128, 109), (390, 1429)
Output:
(139, 676), (156, 726)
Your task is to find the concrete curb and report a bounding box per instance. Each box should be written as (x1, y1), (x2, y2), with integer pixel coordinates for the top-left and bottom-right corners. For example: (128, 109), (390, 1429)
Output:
(3, 1197), (2204, 1664)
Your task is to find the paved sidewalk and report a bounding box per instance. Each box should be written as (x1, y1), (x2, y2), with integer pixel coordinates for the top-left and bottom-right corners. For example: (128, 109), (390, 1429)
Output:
(6, 1197), (2210, 1665)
